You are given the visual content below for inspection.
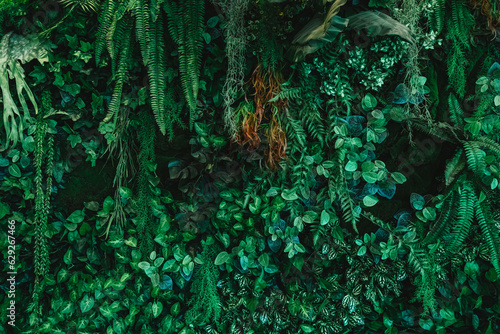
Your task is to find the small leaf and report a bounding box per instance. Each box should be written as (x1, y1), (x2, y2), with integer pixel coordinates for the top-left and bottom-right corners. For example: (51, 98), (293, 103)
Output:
(8, 164), (21, 177)
(207, 16), (219, 28)
(357, 245), (367, 256)
(320, 210), (330, 225)
(64, 248), (73, 265)
(67, 210), (84, 224)
(363, 195), (379, 207)
(138, 261), (151, 270)
(80, 294), (95, 313)
(345, 161), (358, 172)
(214, 251), (230, 266)
(152, 301), (163, 318)
(410, 193), (425, 210)
(391, 172), (407, 184)
(494, 95), (500, 107)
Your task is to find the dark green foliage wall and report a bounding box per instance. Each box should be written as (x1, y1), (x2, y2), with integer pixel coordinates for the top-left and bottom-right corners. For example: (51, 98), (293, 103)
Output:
(1, 0), (500, 333)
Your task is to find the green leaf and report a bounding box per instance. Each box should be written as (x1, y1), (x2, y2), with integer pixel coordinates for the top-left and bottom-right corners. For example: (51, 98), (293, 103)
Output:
(67, 210), (85, 224)
(207, 16), (219, 28)
(419, 318), (433, 330)
(138, 262), (151, 270)
(391, 172), (407, 184)
(357, 245), (367, 256)
(362, 171), (378, 183)
(300, 324), (315, 333)
(485, 268), (498, 282)
(362, 93), (377, 111)
(266, 187), (280, 197)
(258, 253), (270, 267)
(202, 32), (211, 44)
(345, 161), (358, 172)
(152, 301), (163, 318)
(80, 294), (95, 313)
(320, 210), (330, 225)
(439, 308), (455, 321)
(63, 83), (81, 96)
(363, 195), (379, 207)
(8, 164), (21, 177)
(422, 207), (436, 220)
(64, 248), (73, 265)
(282, 189), (299, 201)
(67, 134), (82, 148)
(214, 251), (230, 266)
(494, 95), (500, 107)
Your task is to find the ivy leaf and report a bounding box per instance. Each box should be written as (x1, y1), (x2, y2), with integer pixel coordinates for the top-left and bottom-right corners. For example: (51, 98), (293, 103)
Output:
(63, 83), (81, 96)
(80, 294), (95, 313)
(67, 134), (82, 148)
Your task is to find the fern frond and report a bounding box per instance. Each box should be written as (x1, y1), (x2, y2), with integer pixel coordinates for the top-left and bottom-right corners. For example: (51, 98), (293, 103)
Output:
(334, 149), (359, 233)
(444, 148), (465, 186)
(147, 13), (168, 135)
(447, 182), (474, 252)
(450, 0), (473, 47)
(428, 0), (445, 34)
(408, 244), (437, 312)
(133, 0), (150, 65)
(424, 191), (457, 245)
(102, 16), (132, 124)
(475, 136), (500, 157)
(463, 141), (486, 176)
(448, 93), (464, 128)
(164, 0), (205, 129)
(95, 0), (117, 65)
(475, 200), (500, 275)
(59, 0), (100, 12)
(185, 241), (221, 324)
(283, 107), (307, 151)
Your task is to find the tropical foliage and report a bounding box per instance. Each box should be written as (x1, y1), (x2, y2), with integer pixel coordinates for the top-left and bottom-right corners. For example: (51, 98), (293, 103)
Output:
(1, 0), (500, 333)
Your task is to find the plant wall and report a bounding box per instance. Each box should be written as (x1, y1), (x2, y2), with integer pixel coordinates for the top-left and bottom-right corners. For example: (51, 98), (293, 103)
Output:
(1, 0), (500, 333)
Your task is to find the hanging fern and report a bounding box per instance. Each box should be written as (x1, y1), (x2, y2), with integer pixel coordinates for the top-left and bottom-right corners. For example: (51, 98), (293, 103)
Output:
(428, 0), (445, 34)
(147, 13), (168, 135)
(102, 15), (133, 124)
(475, 199), (500, 275)
(164, 0), (205, 129)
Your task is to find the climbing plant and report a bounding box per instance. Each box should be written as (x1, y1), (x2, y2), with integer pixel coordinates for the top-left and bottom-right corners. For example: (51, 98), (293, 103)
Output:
(1, 1), (500, 333)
